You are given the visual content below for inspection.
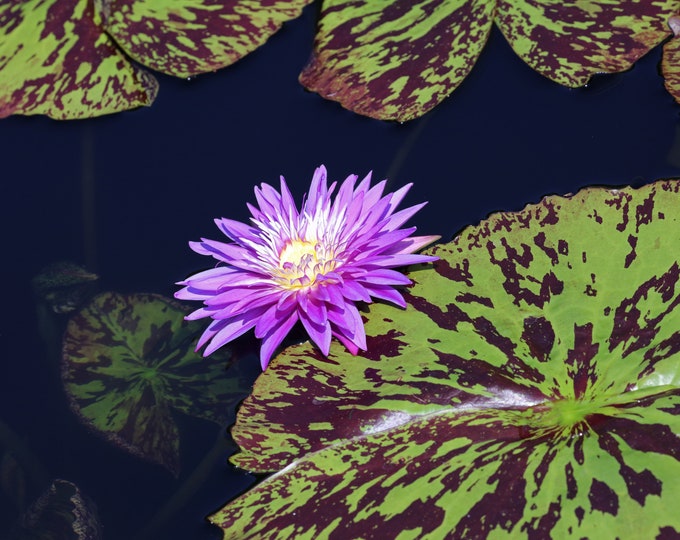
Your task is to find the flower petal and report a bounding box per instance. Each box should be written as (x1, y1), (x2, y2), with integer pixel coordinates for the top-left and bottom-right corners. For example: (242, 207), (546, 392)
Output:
(383, 202), (427, 231)
(360, 269), (412, 286)
(305, 295), (328, 327)
(215, 217), (259, 243)
(339, 280), (372, 302)
(327, 301), (366, 351)
(259, 311), (299, 369)
(200, 315), (259, 355)
(362, 285), (406, 308)
(300, 311), (332, 356)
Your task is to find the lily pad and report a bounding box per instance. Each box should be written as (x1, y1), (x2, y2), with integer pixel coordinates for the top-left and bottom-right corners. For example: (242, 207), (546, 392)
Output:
(62, 292), (247, 475)
(214, 180), (680, 537)
(496, 0), (675, 87)
(0, 0), (158, 119)
(103, 0), (314, 78)
(0, 0), (310, 118)
(300, 1), (676, 121)
(662, 16), (680, 105)
(299, 0), (495, 122)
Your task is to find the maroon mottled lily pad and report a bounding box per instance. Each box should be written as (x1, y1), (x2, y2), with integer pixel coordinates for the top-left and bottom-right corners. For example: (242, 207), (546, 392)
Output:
(0, 0), (310, 118)
(662, 15), (680, 105)
(300, 0), (677, 121)
(0, 0), (158, 119)
(299, 0), (495, 122)
(496, 0), (676, 87)
(102, 0), (314, 78)
(213, 180), (680, 537)
(62, 292), (248, 475)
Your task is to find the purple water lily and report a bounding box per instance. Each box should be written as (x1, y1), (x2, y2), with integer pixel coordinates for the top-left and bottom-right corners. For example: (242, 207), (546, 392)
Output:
(176, 165), (439, 369)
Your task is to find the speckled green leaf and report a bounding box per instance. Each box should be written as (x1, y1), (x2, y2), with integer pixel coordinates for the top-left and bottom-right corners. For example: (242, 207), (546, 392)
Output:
(496, 0), (678, 87)
(301, 1), (679, 120)
(62, 293), (247, 475)
(0, 0), (158, 119)
(103, 0), (314, 78)
(218, 180), (680, 538)
(299, 0), (495, 122)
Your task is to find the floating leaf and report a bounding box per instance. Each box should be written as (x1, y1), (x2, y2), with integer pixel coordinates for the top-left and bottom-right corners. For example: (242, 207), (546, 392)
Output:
(0, 0), (310, 117)
(11, 480), (102, 540)
(299, 0), (495, 122)
(663, 15), (680, 105)
(300, 1), (678, 120)
(62, 292), (247, 475)
(4, 0), (674, 120)
(103, 0), (314, 78)
(0, 0), (158, 119)
(216, 180), (680, 537)
(496, 0), (677, 87)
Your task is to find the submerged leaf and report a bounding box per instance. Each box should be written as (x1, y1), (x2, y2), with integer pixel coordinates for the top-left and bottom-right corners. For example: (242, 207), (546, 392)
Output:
(11, 480), (102, 540)
(0, 0), (158, 119)
(103, 0), (314, 78)
(299, 0), (495, 121)
(62, 293), (247, 475)
(32, 262), (99, 315)
(496, 0), (676, 87)
(218, 180), (680, 537)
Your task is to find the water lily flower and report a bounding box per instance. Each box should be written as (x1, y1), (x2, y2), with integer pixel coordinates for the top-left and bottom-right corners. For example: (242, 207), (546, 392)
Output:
(175, 165), (439, 369)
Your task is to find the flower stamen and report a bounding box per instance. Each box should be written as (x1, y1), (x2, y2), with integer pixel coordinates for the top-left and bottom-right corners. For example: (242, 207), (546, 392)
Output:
(276, 239), (338, 289)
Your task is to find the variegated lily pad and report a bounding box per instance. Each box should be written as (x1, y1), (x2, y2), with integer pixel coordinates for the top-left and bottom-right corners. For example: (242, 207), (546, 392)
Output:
(300, 0), (677, 121)
(62, 292), (247, 475)
(0, 0), (310, 118)
(0, 0), (158, 119)
(213, 180), (680, 537)
(662, 16), (680, 105)
(496, 0), (675, 87)
(3, 0), (676, 120)
(299, 0), (495, 122)
(103, 0), (314, 78)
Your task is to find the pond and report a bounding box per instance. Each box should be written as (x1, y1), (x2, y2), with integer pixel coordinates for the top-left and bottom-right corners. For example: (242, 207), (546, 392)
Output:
(2, 4), (680, 539)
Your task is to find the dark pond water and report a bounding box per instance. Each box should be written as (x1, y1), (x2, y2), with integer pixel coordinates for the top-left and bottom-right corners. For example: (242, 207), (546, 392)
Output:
(2, 4), (680, 539)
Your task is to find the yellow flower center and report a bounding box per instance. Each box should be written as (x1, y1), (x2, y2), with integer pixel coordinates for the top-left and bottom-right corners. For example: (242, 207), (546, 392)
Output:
(276, 239), (337, 289)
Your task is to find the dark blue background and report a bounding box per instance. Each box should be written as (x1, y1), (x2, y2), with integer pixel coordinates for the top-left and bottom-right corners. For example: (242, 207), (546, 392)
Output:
(1, 4), (680, 538)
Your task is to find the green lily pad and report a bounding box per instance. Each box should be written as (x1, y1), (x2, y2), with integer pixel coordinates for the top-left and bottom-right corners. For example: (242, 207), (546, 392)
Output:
(214, 180), (680, 537)
(62, 292), (247, 475)
(103, 0), (314, 78)
(300, 1), (676, 121)
(0, 0), (158, 119)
